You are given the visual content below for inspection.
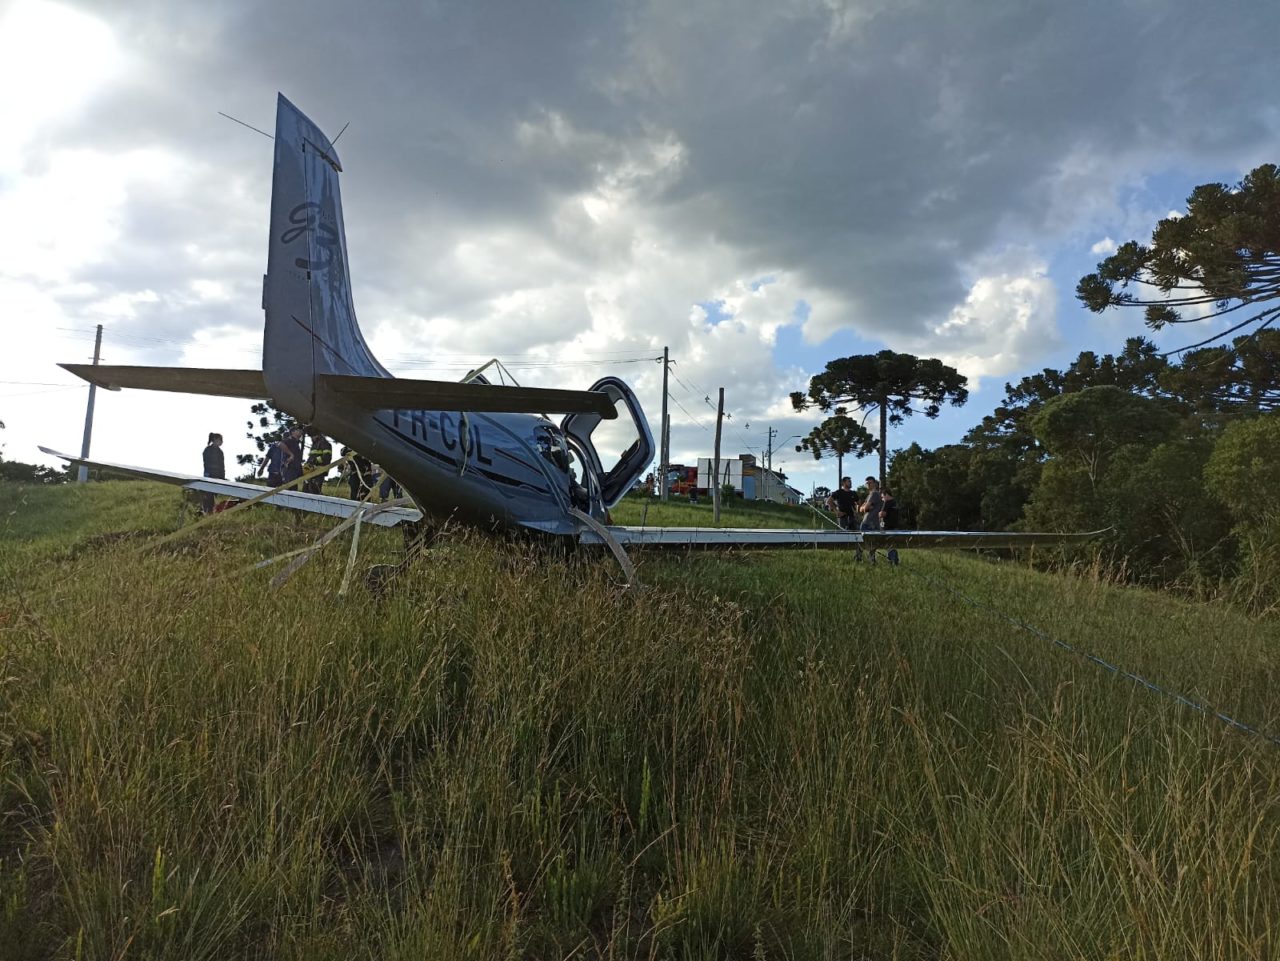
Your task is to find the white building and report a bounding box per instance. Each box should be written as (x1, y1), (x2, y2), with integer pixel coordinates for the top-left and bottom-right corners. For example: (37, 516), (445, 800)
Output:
(698, 454), (795, 503)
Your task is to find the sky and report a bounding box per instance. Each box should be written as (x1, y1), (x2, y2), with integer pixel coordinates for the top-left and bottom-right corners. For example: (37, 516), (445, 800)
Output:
(2, 0), (1278, 494)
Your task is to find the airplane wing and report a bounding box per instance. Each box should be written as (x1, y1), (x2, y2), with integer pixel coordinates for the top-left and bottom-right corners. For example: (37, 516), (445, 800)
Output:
(862, 529), (1108, 549)
(38, 448), (423, 528)
(584, 526), (1108, 550)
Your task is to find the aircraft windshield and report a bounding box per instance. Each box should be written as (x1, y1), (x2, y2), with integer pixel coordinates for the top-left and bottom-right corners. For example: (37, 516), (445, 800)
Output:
(585, 414), (642, 480)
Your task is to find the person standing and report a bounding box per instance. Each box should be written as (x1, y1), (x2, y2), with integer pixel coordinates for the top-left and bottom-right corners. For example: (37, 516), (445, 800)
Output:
(859, 476), (883, 530)
(281, 427), (304, 490)
(303, 429), (333, 494)
(880, 488), (900, 529)
(342, 447), (375, 500)
(826, 476), (859, 531)
(378, 469), (403, 502)
(200, 432), (224, 513)
(860, 475), (884, 563)
(258, 439), (284, 489)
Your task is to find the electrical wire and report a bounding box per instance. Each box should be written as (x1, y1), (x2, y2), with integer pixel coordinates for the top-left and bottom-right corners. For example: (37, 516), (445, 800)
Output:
(55, 326), (664, 369)
(0, 386), (83, 398)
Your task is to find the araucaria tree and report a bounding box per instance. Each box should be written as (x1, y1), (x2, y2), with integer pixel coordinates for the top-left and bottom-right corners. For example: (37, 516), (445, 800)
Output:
(1077, 163), (1280, 348)
(237, 401), (303, 468)
(795, 414), (876, 489)
(791, 350), (969, 484)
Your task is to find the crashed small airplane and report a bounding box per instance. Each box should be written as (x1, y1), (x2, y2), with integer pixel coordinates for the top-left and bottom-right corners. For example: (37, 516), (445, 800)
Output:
(48, 94), (1101, 559)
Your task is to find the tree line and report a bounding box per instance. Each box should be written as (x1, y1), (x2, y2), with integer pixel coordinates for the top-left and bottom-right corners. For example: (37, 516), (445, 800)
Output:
(793, 164), (1280, 611)
(886, 332), (1278, 601)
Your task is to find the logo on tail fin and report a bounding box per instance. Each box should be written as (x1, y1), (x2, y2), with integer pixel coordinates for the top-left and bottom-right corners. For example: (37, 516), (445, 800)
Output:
(279, 202), (338, 270)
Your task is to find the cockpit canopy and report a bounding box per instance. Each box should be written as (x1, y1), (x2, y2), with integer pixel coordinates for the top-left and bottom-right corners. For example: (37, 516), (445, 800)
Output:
(560, 377), (654, 509)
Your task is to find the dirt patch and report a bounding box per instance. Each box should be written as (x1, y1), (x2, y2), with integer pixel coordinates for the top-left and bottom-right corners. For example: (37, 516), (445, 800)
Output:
(60, 528), (168, 560)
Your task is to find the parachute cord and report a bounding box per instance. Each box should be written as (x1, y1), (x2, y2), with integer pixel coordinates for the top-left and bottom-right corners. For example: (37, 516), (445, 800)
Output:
(458, 412), (471, 477)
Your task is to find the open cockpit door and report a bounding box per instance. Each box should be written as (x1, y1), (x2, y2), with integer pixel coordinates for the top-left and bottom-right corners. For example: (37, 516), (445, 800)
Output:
(560, 377), (655, 508)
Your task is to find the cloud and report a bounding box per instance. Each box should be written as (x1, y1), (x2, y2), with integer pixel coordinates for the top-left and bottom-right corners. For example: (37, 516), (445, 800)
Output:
(0, 0), (121, 169)
(1090, 236), (1117, 256)
(6, 0), (1280, 488)
(918, 251), (1059, 382)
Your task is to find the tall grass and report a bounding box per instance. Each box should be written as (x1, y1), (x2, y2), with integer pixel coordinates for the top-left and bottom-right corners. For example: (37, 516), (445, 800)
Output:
(2, 481), (1278, 959)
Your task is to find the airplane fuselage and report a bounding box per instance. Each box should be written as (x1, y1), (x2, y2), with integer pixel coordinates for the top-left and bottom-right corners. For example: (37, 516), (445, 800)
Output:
(308, 400), (583, 537)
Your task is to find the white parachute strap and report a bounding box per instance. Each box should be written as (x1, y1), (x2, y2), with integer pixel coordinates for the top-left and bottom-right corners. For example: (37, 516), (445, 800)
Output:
(337, 507), (365, 596)
(569, 507), (639, 589)
(457, 412), (471, 476)
(146, 451), (354, 552)
(249, 498), (414, 590)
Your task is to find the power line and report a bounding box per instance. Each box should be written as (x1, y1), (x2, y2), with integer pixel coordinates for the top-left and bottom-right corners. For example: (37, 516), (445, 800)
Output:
(669, 395), (711, 432)
(0, 386), (83, 398)
(668, 369), (701, 397)
(671, 367), (761, 454)
(55, 326), (664, 368)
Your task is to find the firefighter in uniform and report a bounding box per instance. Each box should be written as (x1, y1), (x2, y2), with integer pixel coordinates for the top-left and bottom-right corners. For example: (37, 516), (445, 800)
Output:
(303, 429), (333, 494)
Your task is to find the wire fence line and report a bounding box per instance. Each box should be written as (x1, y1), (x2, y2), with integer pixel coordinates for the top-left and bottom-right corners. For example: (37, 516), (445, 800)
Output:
(896, 555), (1280, 749)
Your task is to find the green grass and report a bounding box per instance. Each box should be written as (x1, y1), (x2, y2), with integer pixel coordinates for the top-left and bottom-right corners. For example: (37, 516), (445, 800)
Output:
(2, 480), (1279, 959)
(610, 492), (833, 529)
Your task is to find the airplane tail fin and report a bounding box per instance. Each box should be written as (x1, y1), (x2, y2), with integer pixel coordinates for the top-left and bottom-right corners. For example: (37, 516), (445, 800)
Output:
(263, 93), (388, 422)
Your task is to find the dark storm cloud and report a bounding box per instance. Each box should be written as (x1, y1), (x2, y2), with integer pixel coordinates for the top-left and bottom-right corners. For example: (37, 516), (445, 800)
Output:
(611, 0), (1280, 335)
(43, 0), (1280, 358)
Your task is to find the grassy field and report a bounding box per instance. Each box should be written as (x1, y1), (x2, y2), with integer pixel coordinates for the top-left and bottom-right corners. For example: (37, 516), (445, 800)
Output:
(2, 481), (1279, 960)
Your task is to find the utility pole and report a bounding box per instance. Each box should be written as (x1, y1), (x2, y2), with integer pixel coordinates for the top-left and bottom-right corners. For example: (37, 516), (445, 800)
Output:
(712, 387), (724, 524)
(763, 425), (777, 502)
(659, 346), (670, 501)
(77, 324), (104, 483)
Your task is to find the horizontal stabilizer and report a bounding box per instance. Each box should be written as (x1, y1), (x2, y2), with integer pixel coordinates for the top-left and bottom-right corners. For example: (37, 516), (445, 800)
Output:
(319, 373), (618, 418)
(61, 364), (268, 399)
(37, 447), (422, 528)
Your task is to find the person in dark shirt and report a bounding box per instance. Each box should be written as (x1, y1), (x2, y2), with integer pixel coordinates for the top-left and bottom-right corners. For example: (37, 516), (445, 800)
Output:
(258, 439), (284, 488)
(200, 432), (224, 513)
(341, 447), (375, 500)
(281, 427), (304, 489)
(378, 468), (403, 502)
(202, 432), (225, 478)
(880, 488), (900, 529)
(826, 476), (859, 531)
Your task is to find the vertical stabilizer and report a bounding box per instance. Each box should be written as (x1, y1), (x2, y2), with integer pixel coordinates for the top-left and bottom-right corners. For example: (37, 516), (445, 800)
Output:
(263, 94), (387, 422)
